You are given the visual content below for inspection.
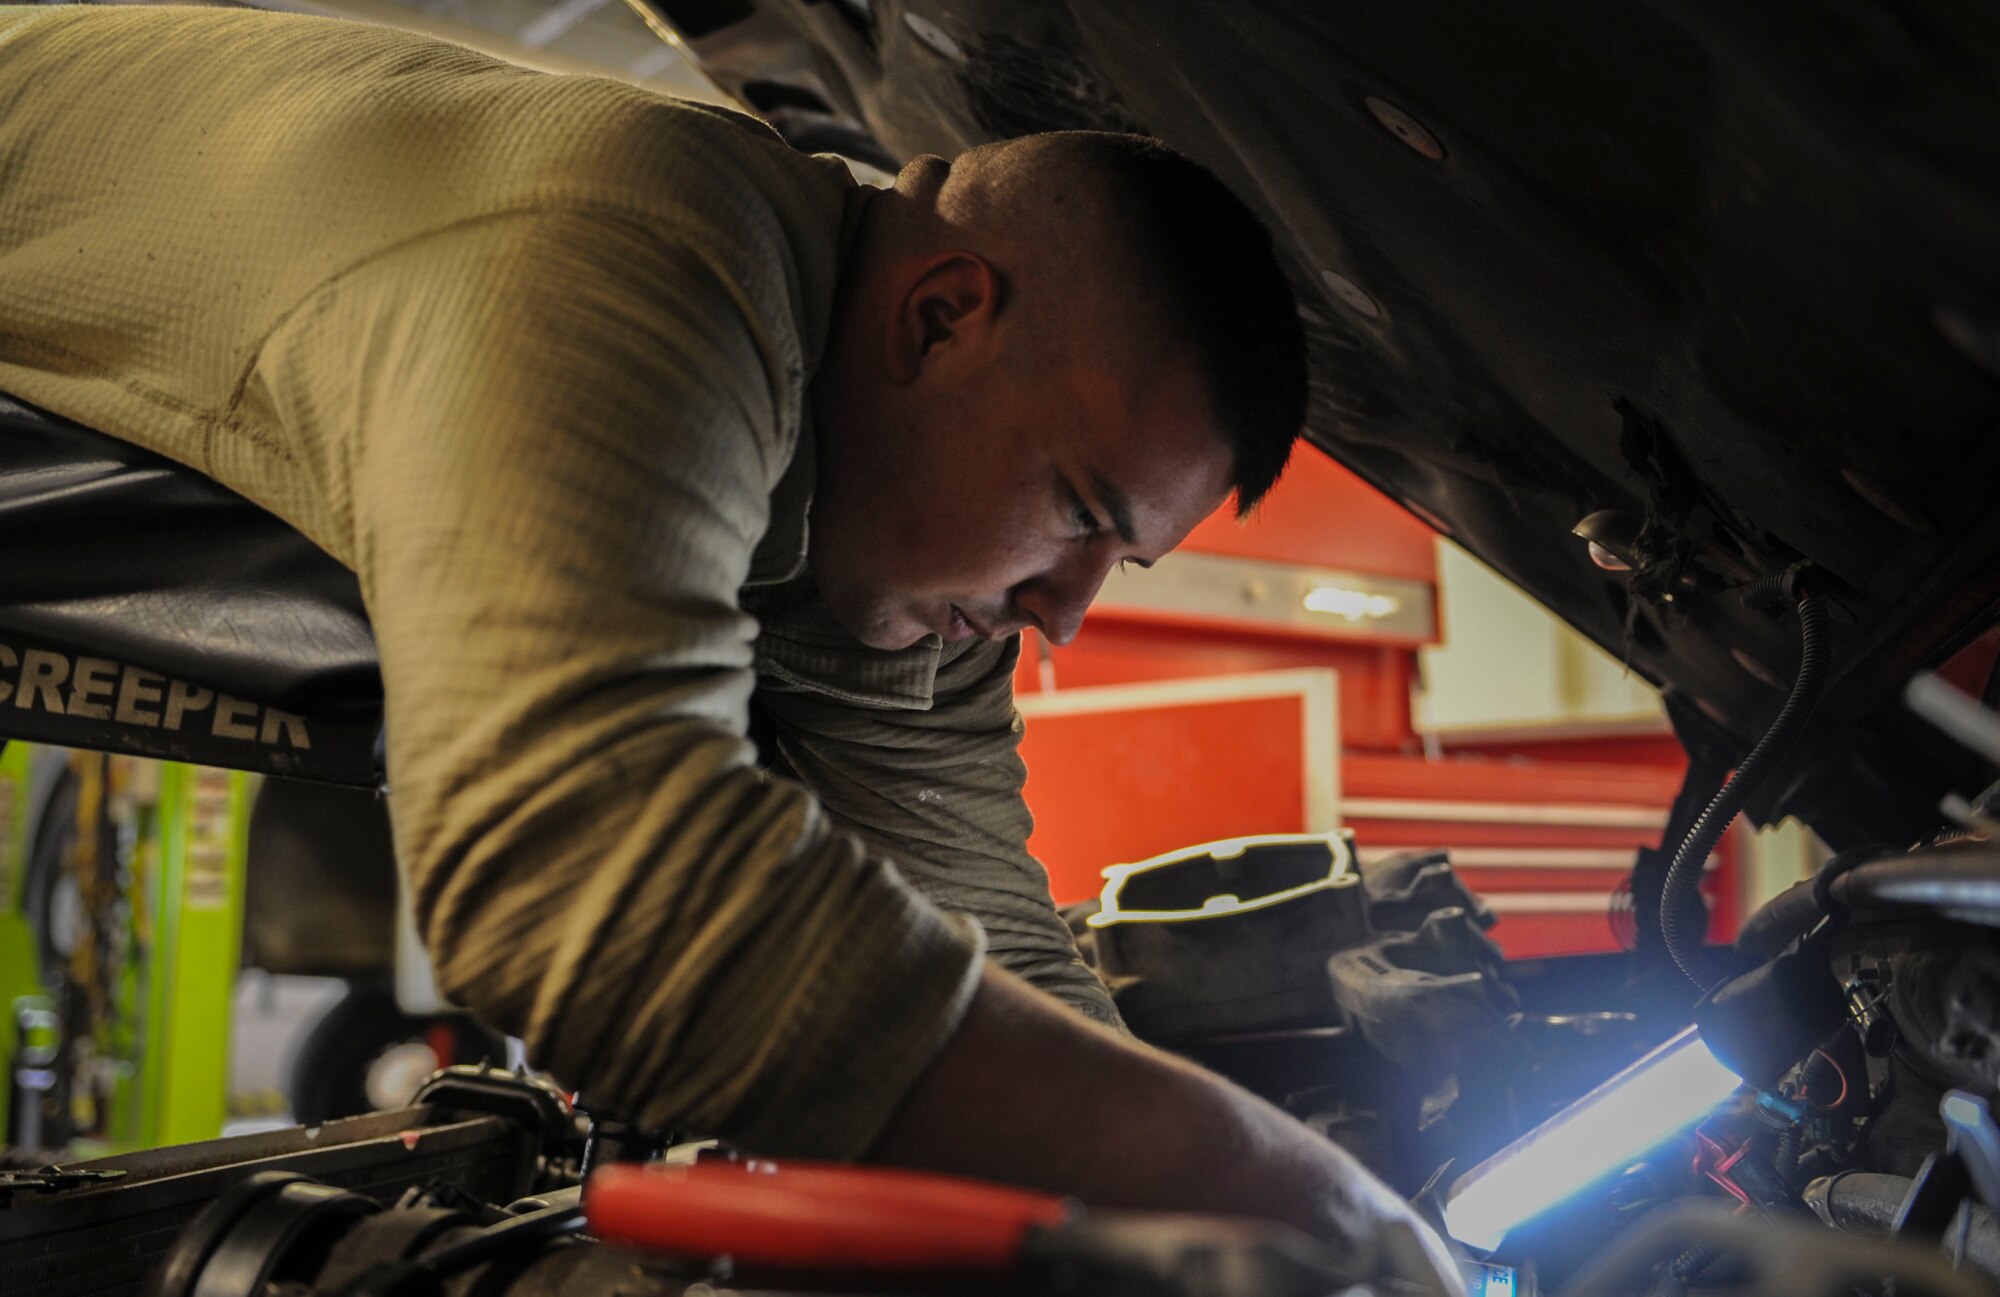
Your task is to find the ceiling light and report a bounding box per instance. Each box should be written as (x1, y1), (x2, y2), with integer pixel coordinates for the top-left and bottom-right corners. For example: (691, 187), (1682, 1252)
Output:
(1301, 585), (1403, 621)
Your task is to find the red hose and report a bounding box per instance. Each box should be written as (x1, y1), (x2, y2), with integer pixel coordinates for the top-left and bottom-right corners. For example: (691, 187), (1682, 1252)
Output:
(587, 1160), (1074, 1274)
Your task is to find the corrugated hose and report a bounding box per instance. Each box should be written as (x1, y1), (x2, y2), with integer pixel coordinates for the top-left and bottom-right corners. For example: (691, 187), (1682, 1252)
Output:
(1662, 577), (1830, 989)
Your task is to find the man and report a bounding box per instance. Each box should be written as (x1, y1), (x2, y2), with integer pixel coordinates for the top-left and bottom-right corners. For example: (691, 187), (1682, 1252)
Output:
(0, 5), (1456, 1284)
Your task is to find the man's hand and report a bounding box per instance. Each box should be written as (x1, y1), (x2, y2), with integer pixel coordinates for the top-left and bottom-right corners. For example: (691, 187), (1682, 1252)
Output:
(872, 965), (1466, 1295)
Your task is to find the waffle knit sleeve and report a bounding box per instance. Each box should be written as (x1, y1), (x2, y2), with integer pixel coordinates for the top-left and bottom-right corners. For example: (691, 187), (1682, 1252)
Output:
(754, 635), (1122, 1030)
(242, 205), (984, 1156)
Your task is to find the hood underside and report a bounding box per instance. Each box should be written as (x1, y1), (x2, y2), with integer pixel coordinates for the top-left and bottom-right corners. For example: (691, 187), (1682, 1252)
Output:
(640, 0), (2000, 847)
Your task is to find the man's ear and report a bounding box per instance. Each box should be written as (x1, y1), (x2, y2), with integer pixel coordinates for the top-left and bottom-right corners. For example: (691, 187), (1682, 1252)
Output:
(886, 252), (1000, 383)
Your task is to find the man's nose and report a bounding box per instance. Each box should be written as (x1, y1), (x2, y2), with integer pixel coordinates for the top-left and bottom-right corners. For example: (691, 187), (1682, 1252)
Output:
(1012, 556), (1114, 647)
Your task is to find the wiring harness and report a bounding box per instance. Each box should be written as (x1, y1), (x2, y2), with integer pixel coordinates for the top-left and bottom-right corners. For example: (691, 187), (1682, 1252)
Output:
(1662, 566), (1830, 988)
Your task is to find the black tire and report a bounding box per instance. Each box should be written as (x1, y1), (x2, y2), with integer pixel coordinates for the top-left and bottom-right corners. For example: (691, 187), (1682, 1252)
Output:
(287, 983), (507, 1125)
(22, 763), (102, 982)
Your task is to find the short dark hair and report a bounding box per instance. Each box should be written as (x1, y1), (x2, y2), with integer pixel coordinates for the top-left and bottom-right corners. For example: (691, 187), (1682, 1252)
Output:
(1079, 132), (1306, 515)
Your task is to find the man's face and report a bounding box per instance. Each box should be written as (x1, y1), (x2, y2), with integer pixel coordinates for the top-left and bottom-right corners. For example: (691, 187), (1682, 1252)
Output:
(811, 352), (1234, 652)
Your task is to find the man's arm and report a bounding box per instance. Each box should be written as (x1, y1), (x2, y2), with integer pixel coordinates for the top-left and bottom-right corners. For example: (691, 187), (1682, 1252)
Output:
(877, 965), (1463, 1290)
(247, 206), (985, 1157)
(752, 626), (1119, 1027)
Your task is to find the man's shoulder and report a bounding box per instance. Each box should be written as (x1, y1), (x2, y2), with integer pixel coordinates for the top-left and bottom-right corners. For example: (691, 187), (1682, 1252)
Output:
(8, 3), (846, 234)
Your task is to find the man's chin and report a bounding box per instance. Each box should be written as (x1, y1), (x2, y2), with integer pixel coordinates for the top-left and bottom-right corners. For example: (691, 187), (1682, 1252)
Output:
(859, 625), (933, 651)
(835, 601), (934, 652)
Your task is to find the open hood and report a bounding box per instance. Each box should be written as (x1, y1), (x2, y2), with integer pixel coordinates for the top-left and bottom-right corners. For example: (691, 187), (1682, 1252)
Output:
(636, 0), (2000, 847)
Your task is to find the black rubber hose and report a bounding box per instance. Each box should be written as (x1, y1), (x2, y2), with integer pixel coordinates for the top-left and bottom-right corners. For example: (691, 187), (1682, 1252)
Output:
(1805, 1172), (2000, 1280)
(415, 1203), (583, 1279)
(1799, 1048), (1843, 1109)
(1649, 1242), (1730, 1296)
(1775, 1123), (1802, 1186)
(1664, 590), (1829, 988)
(1731, 879), (1820, 960)
(1828, 853), (2000, 928)
(1737, 848), (2000, 961)
(323, 1206), (589, 1297)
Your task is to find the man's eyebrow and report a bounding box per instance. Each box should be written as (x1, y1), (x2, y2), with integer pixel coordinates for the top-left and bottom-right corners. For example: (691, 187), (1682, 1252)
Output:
(1088, 469), (1139, 546)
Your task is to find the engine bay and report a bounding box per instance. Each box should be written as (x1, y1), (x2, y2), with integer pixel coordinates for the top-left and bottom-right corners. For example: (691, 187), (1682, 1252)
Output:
(6, 816), (1997, 1296)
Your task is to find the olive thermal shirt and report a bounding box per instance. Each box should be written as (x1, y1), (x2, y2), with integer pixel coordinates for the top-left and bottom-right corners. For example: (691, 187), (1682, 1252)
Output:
(0, 4), (1116, 1155)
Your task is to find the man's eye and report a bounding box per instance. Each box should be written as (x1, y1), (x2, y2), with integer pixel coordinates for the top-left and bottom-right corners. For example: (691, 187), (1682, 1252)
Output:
(1075, 505), (1103, 535)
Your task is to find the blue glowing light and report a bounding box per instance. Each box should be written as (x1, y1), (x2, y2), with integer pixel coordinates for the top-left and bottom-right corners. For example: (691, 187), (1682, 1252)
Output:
(1443, 1026), (1742, 1251)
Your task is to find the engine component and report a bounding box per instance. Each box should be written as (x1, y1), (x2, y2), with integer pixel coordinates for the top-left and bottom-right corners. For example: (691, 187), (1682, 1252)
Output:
(411, 1065), (579, 1174)
(1089, 832), (1369, 1039)
(1893, 1090), (2000, 1257)
(1692, 930), (1848, 1092)
(1079, 839), (1524, 1197)
(318, 1198), (587, 1296)
(1886, 929), (2000, 1096)
(0, 1069), (564, 1297)
(1804, 1171), (2000, 1279)
(149, 1174), (595, 1297)
(1842, 967), (1899, 1056)
(0, 1163), (123, 1202)
(1356, 849), (1498, 935)
(1942, 1089), (2000, 1212)
(135, 1146), (1470, 1297)
(1739, 843), (2000, 963)
(1087, 838), (1519, 1062)
(146, 1171), (381, 1297)
(1553, 1200), (1991, 1297)
(1325, 903), (1516, 1085)
(1835, 849), (2000, 932)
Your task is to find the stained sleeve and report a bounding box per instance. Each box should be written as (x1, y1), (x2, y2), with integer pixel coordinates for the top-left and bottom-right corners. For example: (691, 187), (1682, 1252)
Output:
(241, 207), (984, 1157)
(754, 634), (1123, 1031)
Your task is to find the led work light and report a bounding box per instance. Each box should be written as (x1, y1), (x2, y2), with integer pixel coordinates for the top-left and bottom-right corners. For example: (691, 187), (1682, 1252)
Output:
(1441, 1026), (1742, 1252)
